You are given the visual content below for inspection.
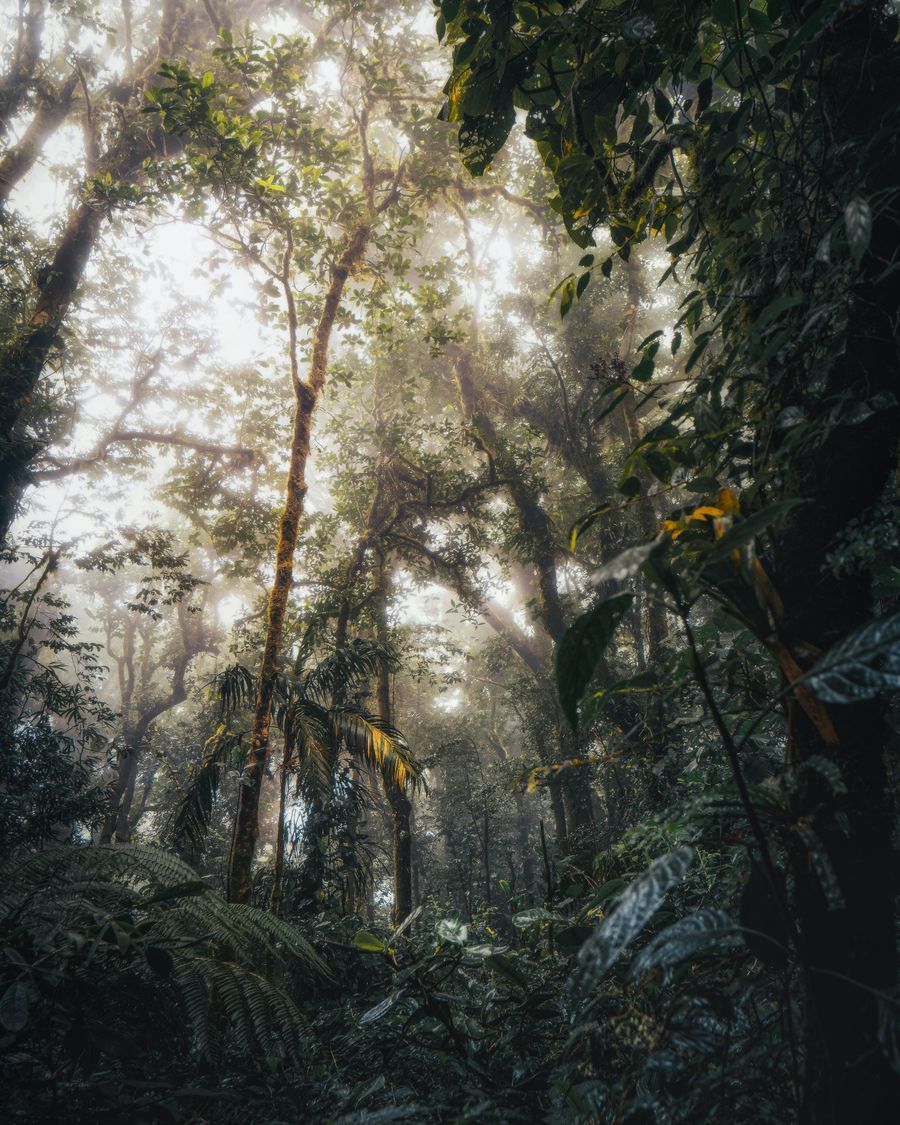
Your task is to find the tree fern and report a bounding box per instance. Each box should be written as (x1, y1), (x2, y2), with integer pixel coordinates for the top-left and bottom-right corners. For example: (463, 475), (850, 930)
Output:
(0, 844), (328, 1070)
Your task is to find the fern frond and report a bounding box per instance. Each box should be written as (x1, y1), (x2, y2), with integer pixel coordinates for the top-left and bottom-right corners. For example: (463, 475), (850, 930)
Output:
(0, 844), (326, 1070)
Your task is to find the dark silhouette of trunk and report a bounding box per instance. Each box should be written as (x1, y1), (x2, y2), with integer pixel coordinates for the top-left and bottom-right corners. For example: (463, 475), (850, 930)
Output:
(100, 603), (206, 843)
(268, 747), (290, 916)
(770, 10), (900, 1120)
(374, 556), (413, 925)
(227, 224), (370, 903)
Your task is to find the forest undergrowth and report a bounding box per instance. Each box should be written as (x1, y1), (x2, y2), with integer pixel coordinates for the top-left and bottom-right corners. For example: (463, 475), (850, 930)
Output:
(1, 1), (899, 1122)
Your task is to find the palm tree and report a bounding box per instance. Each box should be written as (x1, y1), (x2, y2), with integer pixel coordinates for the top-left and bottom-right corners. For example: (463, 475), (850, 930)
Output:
(172, 639), (421, 915)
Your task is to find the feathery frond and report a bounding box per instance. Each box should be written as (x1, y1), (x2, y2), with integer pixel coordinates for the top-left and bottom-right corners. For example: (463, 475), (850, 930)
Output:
(0, 845), (328, 1068)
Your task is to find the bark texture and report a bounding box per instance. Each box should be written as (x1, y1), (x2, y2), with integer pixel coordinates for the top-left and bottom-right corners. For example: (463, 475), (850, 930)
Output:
(226, 225), (369, 904)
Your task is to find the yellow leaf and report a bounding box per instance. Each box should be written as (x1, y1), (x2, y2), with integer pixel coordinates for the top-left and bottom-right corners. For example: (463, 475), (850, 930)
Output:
(687, 505), (724, 522)
(662, 518), (686, 539)
(716, 487), (740, 515)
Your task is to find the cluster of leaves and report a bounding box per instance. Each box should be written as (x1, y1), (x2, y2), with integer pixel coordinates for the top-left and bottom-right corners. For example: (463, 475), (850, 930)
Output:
(293, 823), (792, 1124)
(0, 845), (327, 1123)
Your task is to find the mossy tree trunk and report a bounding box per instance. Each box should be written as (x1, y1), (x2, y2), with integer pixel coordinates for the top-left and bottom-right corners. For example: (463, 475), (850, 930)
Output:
(226, 224), (369, 904)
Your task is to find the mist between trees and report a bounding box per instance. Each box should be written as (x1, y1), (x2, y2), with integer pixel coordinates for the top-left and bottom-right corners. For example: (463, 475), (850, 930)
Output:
(1, 1), (899, 1122)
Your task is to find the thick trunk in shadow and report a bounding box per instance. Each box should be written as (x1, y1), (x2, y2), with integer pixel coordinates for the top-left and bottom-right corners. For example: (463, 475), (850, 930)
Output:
(771, 11), (900, 1120)
(227, 225), (369, 904)
(0, 198), (105, 532)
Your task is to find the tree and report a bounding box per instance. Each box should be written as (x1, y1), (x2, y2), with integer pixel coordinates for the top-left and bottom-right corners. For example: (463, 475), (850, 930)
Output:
(440, 1), (900, 1117)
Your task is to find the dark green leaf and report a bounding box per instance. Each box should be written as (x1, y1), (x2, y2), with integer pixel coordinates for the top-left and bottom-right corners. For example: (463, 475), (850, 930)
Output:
(571, 847), (694, 990)
(556, 593), (634, 728)
(0, 981), (29, 1032)
(805, 612), (900, 703)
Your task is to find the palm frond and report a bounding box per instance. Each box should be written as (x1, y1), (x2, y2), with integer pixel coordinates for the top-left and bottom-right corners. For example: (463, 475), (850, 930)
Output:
(300, 638), (398, 702)
(331, 706), (423, 793)
(207, 662), (256, 716)
(169, 724), (245, 849)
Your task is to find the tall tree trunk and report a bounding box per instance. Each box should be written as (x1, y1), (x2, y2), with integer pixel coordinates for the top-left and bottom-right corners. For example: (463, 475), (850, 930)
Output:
(226, 223), (369, 903)
(617, 252), (667, 665)
(0, 0), (214, 533)
(0, 72), (78, 204)
(374, 556), (413, 926)
(0, 0), (43, 134)
(268, 745), (290, 916)
(452, 347), (597, 831)
(772, 10), (900, 1120)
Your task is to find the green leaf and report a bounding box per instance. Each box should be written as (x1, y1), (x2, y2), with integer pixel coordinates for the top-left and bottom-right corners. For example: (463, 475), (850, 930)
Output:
(484, 953), (529, 988)
(844, 197), (872, 264)
(556, 594), (634, 728)
(630, 909), (736, 978)
(436, 918), (468, 944)
(589, 541), (662, 588)
(512, 907), (563, 927)
(389, 905), (423, 943)
(570, 847), (694, 991)
(753, 292), (803, 332)
(805, 612), (900, 703)
(588, 878), (627, 907)
(354, 930), (386, 953)
(359, 992), (400, 1025)
(0, 981), (29, 1032)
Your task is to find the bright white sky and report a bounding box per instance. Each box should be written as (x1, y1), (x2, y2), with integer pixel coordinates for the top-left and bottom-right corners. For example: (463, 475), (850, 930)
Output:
(6, 0), (552, 705)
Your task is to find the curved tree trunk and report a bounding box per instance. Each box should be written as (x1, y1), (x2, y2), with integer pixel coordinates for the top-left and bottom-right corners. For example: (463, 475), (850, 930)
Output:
(0, 72), (78, 204)
(0, 0), (222, 534)
(226, 223), (369, 904)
